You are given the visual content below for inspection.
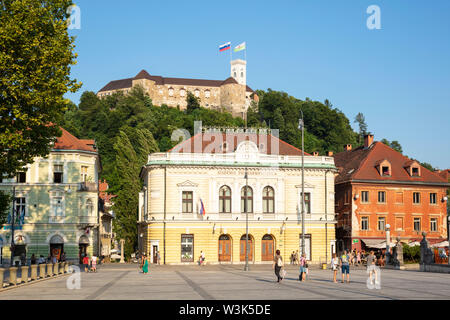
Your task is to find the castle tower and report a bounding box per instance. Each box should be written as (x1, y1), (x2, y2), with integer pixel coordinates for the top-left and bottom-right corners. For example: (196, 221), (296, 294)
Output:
(230, 59), (246, 86)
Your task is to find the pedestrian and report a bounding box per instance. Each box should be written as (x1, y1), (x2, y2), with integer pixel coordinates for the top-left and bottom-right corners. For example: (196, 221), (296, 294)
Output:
(294, 250), (299, 265)
(38, 255), (45, 264)
(201, 251), (206, 266)
(140, 254), (145, 271)
(142, 255), (149, 274)
(30, 253), (36, 265)
(273, 249), (284, 282)
(331, 253), (339, 283)
(91, 254), (98, 272)
(157, 251), (161, 265)
(367, 250), (377, 285)
(290, 251), (294, 265)
(340, 250), (351, 283)
(60, 252), (66, 262)
(51, 255), (57, 264)
(299, 253), (307, 281)
(356, 251), (361, 266)
(83, 254), (90, 273)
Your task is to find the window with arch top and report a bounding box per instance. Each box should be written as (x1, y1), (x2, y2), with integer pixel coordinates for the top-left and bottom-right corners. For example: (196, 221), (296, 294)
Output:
(241, 186), (253, 213)
(263, 186), (274, 213)
(219, 186), (231, 213)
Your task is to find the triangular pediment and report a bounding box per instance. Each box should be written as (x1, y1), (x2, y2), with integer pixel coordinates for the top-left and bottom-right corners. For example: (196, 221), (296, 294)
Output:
(177, 180), (199, 187)
(295, 182), (315, 189)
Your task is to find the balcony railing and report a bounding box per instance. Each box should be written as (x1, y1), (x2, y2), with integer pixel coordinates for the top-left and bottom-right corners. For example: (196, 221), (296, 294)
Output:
(48, 216), (66, 223)
(78, 182), (97, 192)
(78, 216), (98, 224)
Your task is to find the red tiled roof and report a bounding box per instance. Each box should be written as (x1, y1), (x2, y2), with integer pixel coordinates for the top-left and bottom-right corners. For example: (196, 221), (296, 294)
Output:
(169, 132), (310, 156)
(53, 128), (97, 153)
(99, 179), (116, 203)
(98, 70), (255, 93)
(334, 141), (447, 185)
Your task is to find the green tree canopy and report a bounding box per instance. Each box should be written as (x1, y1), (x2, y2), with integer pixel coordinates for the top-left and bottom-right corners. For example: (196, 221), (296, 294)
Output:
(0, 0), (81, 177)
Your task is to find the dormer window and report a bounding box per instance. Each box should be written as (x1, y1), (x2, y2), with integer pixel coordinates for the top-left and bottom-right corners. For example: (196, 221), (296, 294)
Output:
(381, 166), (390, 176)
(412, 167), (419, 177)
(376, 159), (391, 177)
(405, 161), (421, 177)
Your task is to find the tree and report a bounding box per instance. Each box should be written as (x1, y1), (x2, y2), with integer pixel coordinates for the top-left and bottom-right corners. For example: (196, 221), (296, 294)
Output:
(0, 0), (81, 177)
(381, 139), (403, 153)
(186, 92), (201, 113)
(354, 113), (368, 144)
(420, 162), (435, 172)
(0, 191), (11, 227)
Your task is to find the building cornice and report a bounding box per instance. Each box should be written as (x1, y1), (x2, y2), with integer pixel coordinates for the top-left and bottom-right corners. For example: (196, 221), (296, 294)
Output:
(336, 179), (450, 188)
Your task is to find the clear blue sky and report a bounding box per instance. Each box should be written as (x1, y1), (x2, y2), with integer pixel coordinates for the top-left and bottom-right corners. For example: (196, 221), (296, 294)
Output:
(67, 0), (450, 169)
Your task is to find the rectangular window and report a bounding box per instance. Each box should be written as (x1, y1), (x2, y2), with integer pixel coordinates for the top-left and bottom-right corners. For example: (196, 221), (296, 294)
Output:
(81, 166), (88, 182)
(53, 164), (63, 184)
(53, 197), (63, 216)
(381, 166), (390, 176)
(361, 217), (369, 231)
(430, 218), (437, 232)
(395, 217), (404, 231)
(181, 234), (194, 262)
(413, 218), (421, 231)
(430, 193), (437, 205)
(378, 191), (386, 203)
(15, 197), (26, 223)
(300, 192), (311, 214)
(182, 191), (193, 213)
(16, 172), (26, 183)
(377, 217), (386, 231)
(412, 167), (419, 177)
(299, 234), (312, 261)
(395, 192), (404, 204)
(361, 191), (369, 203)
(413, 192), (421, 204)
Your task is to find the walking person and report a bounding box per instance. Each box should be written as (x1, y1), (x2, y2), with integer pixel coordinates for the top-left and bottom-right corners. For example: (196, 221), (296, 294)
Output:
(91, 254), (98, 272)
(299, 253), (307, 281)
(30, 253), (37, 265)
(273, 249), (284, 282)
(294, 250), (299, 265)
(331, 253), (339, 283)
(367, 250), (377, 285)
(340, 250), (351, 283)
(83, 254), (90, 273)
(142, 255), (149, 274)
(356, 251), (361, 266)
(156, 251), (161, 265)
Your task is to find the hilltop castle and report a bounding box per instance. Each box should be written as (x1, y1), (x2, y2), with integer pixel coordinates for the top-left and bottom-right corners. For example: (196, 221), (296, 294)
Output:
(97, 59), (258, 118)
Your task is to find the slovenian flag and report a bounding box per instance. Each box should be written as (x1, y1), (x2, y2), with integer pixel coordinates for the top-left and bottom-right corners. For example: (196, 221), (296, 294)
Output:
(234, 42), (246, 52)
(200, 198), (206, 215)
(219, 42), (231, 52)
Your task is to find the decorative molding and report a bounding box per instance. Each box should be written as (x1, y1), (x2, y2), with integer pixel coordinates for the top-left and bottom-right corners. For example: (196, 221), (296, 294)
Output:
(176, 180), (199, 188)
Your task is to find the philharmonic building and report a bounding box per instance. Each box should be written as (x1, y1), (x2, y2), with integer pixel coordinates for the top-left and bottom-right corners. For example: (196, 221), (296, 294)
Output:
(97, 59), (258, 118)
(138, 128), (338, 265)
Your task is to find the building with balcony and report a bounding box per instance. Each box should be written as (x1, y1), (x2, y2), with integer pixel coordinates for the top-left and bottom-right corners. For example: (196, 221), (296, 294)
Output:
(334, 135), (450, 252)
(138, 128), (337, 265)
(0, 128), (101, 265)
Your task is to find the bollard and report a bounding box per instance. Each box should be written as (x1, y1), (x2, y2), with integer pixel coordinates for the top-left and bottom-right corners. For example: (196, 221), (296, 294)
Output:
(65, 262), (69, 273)
(30, 264), (38, 281)
(0, 268), (4, 288)
(59, 262), (64, 274)
(54, 263), (59, 275)
(21, 266), (29, 283)
(39, 263), (46, 279)
(46, 263), (53, 277)
(9, 267), (18, 286)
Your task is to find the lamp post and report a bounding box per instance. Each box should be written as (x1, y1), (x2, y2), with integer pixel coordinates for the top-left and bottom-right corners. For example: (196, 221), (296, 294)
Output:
(385, 224), (391, 264)
(447, 216), (450, 265)
(298, 112), (305, 257)
(244, 168), (249, 271)
(10, 186), (16, 267)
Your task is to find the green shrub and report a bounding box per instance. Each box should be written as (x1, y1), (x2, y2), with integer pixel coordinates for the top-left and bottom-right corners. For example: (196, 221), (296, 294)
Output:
(403, 244), (420, 263)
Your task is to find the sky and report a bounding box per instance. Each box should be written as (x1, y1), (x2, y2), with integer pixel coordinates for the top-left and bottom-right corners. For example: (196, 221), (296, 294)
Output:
(67, 0), (450, 169)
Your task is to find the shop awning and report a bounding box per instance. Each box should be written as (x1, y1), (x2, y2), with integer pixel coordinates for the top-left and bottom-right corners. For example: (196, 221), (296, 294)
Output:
(361, 239), (392, 249)
(431, 241), (449, 248)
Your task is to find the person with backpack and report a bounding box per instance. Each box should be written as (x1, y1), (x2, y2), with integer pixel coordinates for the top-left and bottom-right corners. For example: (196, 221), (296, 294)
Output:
(299, 253), (307, 281)
(340, 250), (351, 283)
(273, 249), (284, 282)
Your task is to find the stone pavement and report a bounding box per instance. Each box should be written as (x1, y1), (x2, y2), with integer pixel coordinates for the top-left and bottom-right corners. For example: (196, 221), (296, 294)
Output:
(0, 263), (449, 300)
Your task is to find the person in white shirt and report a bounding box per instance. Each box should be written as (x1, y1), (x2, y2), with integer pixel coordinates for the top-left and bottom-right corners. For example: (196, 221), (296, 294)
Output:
(91, 255), (98, 272)
(331, 253), (339, 283)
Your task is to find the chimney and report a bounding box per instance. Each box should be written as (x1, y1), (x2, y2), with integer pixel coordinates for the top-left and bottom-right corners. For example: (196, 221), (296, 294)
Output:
(344, 144), (352, 151)
(313, 151), (319, 157)
(364, 134), (374, 148)
(326, 151), (334, 157)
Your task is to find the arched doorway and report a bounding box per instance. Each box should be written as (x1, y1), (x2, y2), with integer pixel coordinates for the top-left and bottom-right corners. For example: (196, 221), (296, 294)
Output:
(218, 234), (232, 262)
(78, 235), (90, 263)
(261, 234), (274, 261)
(50, 235), (64, 261)
(240, 235), (254, 262)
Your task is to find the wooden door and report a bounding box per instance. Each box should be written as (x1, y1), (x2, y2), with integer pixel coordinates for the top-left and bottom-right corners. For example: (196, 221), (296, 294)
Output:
(261, 235), (274, 261)
(152, 246), (158, 264)
(240, 237), (253, 261)
(218, 236), (231, 262)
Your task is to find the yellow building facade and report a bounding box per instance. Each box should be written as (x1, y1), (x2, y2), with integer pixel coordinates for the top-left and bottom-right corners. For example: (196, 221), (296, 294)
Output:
(138, 129), (337, 265)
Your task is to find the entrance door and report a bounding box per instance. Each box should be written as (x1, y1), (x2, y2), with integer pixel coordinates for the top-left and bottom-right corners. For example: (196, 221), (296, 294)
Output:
(152, 245), (158, 264)
(79, 244), (88, 264)
(240, 235), (253, 262)
(261, 234), (274, 261)
(218, 235), (231, 262)
(50, 244), (64, 261)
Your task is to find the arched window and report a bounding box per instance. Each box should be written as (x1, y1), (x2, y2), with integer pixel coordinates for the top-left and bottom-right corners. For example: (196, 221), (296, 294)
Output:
(168, 87), (174, 97)
(205, 90), (210, 98)
(241, 186), (253, 213)
(180, 89), (186, 97)
(194, 89), (200, 97)
(219, 186), (231, 213)
(263, 186), (274, 213)
(86, 199), (93, 216)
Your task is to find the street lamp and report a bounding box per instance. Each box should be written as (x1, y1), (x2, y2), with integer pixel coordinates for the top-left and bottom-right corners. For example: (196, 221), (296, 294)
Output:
(298, 112), (305, 257)
(447, 216), (450, 265)
(385, 224), (391, 264)
(10, 186), (16, 267)
(244, 168), (249, 272)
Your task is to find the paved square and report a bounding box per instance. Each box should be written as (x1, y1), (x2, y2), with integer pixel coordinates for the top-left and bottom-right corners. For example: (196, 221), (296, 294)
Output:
(1, 264), (449, 300)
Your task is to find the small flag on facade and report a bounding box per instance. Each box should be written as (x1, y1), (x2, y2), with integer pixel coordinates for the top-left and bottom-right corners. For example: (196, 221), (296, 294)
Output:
(234, 42), (246, 52)
(219, 42), (231, 52)
(200, 198), (206, 216)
